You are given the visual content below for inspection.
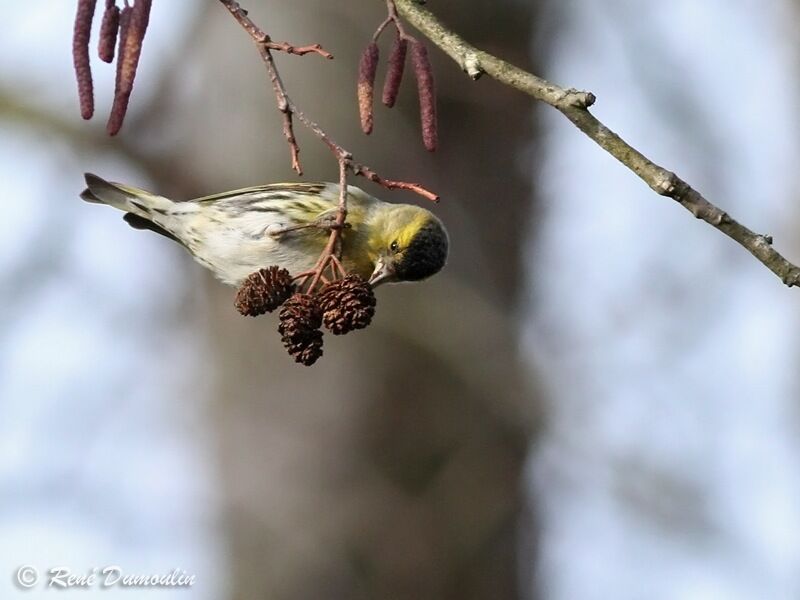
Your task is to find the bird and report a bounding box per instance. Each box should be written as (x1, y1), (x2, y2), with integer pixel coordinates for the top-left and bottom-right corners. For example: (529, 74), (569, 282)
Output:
(79, 173), (448, 287)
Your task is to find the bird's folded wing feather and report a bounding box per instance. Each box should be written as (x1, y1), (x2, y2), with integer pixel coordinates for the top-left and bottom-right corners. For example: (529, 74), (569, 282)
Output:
(192, 183), (331, 205)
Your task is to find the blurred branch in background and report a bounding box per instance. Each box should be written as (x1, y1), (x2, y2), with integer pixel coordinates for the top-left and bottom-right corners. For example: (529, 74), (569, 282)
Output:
(396, 0), (800, 288)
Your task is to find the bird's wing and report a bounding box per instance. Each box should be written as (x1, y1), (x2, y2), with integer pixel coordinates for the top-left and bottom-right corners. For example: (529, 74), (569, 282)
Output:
(192, 183), (377, 238)
(192, 183), (331, 205)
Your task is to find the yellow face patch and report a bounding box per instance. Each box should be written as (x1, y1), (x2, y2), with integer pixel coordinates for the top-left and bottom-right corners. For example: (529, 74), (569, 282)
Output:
(361, 205), (443, 279)
(394, 211), (432, 251)
(369, 206), (433, 254)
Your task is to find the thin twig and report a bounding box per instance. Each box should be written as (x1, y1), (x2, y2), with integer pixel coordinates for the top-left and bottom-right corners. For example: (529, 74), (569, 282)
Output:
(377, 0), (414, 42)
(351, 164), (439, 202)
(264, 40), (334, 59)
(394, 0), (800, 287)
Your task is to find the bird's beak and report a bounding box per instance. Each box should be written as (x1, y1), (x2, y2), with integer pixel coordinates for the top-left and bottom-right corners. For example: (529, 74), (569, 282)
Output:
(368, 258), (395, 287)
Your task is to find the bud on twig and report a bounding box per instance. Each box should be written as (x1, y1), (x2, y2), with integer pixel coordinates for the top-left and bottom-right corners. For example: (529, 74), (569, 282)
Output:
(73, 0), (97, 120)
(98, 0), (120, 63)
(357, 41), (380, 135)
(382, 35), (407, 108)
(108, 0), (152, 136)
(410, 40), (437, 152)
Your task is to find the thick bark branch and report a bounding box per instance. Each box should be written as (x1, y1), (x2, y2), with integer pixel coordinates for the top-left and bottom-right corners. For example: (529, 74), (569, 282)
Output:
(395, 0), (800, 287)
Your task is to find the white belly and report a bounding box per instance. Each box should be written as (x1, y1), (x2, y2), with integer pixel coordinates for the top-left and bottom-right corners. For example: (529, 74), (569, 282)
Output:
(161, 205), (322, 286)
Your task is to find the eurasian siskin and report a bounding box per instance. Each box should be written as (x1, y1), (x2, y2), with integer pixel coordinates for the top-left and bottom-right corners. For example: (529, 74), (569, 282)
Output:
(79, 173), (448, 287)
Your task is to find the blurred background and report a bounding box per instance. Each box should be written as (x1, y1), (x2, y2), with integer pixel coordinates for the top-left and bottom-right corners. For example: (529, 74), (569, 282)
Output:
(2, 1), (800, 599)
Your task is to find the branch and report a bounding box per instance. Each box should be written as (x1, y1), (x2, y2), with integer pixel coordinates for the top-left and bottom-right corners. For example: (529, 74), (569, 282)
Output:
(394, 0), (800, 288)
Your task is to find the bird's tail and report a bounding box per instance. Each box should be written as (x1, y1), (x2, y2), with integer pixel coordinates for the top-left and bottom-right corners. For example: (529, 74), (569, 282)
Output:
(80, 173), (173, 219)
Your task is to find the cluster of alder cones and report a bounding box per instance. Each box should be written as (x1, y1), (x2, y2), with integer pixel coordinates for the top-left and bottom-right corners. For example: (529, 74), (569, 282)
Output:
(234, 267), (377, 366)
(72, 0), (152, 135)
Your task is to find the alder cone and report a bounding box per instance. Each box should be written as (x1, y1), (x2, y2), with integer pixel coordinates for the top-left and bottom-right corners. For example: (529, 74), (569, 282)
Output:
(234, 266), (294, 317)
(318, 275), (376, 335)
(278, 293), (324, 366)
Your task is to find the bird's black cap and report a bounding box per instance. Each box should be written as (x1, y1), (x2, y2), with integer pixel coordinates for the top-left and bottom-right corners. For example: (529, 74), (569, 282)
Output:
(394, 218), (449, 281)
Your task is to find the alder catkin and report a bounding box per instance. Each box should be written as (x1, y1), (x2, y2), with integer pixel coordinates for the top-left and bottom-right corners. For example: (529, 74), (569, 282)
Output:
(357, 41), (380, 134)
(410, 40), (438, 152)
(113, 5), (131, 90)
(382, 36), (407, 108)
(73, 0), (98, 120)
(98, 0), (120, 63)
(108, 0), (152, 136)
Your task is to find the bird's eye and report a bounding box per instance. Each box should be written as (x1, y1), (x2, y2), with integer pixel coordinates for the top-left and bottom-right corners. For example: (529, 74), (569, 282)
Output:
(390, 240), (399, 253)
